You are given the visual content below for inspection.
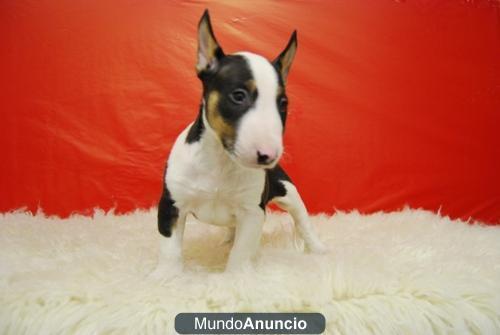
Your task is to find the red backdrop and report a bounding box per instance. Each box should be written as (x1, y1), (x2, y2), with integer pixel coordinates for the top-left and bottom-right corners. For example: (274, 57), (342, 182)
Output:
(1, 1), (499, 223)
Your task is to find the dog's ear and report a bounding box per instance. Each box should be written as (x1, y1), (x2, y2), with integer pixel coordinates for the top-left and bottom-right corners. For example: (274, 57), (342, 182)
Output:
(273, 31), (298, 83)
(196, 10), (224, 76)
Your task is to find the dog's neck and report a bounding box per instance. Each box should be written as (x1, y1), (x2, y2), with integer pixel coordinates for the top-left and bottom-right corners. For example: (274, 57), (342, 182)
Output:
(194, 104), (240, 170)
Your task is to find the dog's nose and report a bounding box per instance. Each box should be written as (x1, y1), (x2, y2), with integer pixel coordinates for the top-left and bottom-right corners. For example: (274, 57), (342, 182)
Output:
(256, 150), (277, 165)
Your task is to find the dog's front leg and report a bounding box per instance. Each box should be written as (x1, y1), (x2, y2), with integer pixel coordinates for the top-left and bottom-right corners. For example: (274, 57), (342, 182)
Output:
(149, 215), (186, 280)
(225, 209), (265, 272)
(148, 187), (186, 280)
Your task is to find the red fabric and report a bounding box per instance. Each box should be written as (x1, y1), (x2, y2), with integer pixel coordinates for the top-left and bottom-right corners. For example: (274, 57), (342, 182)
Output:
(1, 1), (499, 223)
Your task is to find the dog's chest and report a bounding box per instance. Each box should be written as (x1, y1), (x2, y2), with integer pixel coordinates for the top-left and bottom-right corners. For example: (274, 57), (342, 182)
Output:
(166, 127), (265, 226)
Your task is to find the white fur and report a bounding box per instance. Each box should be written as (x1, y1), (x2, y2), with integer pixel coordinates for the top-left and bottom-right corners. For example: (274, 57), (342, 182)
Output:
(233, 52), (284, 167)
(274, 181), (327, 253)
(166, 124), (265, 227)
(1, 208), (499, 334)
(163, 120), (268, 272)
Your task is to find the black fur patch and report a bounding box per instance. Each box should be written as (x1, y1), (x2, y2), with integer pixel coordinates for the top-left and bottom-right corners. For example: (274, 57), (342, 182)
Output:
(273, 68), (288, 128)
(157, 182), (179, 238)
(202, 55), (257, 150)
(277, 93), (288, 127)
(185, 104), (205, 144)
(259, 164), (291, 209)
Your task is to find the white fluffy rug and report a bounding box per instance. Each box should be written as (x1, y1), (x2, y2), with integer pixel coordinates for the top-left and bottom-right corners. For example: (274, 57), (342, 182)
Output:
(0, 208), (499, 335)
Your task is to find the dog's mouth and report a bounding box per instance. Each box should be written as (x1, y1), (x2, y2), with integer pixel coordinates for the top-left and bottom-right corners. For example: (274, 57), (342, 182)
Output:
(227, 151), (280, 170)
(241, 160), (278, 170)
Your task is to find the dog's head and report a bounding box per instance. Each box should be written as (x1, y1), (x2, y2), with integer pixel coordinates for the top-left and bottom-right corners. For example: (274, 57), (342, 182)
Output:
(196, 10), (297, 169)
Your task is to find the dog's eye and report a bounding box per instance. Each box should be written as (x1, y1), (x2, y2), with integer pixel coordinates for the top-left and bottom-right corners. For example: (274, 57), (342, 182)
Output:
(229, 89), (248, 105)
(279, 96), (288, 110)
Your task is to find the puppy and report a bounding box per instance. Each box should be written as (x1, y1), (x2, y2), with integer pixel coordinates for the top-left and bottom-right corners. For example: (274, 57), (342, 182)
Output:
(152, 10), (326, 276)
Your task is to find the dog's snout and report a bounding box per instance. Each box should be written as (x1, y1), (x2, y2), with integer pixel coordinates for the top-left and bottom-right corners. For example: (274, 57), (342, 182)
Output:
(256, 149), (277, 165)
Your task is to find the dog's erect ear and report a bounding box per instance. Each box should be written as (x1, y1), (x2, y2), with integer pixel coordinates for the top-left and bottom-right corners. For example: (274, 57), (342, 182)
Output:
(196, 10), (224, 75)
(273, 31), (298, 83)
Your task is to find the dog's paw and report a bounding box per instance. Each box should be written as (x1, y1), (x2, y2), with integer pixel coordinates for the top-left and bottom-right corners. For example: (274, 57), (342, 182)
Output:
(147, 261), (183, 282)
(225, 259), (254, 273)
(306, 240), (329, 254)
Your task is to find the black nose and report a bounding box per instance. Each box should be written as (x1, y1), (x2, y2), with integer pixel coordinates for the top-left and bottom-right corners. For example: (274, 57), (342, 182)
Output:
(257, 151), (274, 165)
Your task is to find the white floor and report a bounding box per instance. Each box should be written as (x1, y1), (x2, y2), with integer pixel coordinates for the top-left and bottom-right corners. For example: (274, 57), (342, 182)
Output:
(0, 208), (499, 335)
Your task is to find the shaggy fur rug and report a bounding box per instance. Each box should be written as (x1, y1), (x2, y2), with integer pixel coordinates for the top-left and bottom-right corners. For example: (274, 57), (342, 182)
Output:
(0, 209), (499, 335)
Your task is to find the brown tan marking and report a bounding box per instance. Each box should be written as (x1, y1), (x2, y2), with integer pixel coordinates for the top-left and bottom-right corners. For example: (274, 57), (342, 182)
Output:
(246, 79), (256, 93)
(277, 85), (284, 96)
(206, 91), (236, 147)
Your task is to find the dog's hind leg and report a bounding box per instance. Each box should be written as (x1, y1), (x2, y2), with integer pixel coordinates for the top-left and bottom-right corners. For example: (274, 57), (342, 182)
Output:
(148, 186), (186, 280)
(267, 168), (327, 254)
(273, 181), (327, 253)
